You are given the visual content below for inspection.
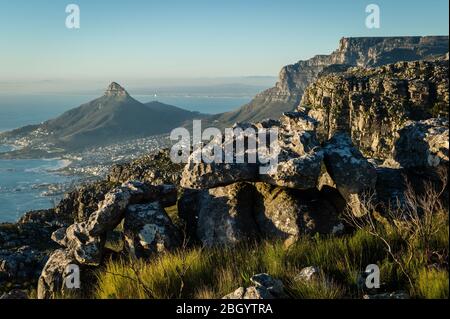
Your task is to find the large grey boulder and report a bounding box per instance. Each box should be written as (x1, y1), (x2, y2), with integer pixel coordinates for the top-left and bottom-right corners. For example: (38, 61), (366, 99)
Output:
(51, 181), (178, 267)
(85, 181), (177, 237)
(37, 249), (82, 299)
(85, 186), (132, 237)
(182, 183), (259, 247)
(180, 160), (259, 189)
(124, 202), (180, 258)
(61, 223), (105, 266)
(260, 150), (323, 189)
(180, 113), (324, 190)
(388, 118), (449, 168)
(323, 133), (377, 211)
(254, 183), (343, 240)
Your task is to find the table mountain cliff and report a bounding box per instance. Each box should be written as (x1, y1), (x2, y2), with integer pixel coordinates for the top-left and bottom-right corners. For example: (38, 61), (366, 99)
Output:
(208, 36), (449, 126)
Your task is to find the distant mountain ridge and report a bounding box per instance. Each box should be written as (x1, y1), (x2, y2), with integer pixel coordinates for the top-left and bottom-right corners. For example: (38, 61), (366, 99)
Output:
(0, 82), (205, 152)
(208, 36), (449, 126)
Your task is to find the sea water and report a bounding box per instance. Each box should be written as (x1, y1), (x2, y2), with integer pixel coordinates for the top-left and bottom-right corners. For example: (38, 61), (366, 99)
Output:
(0, 157), (76, 222)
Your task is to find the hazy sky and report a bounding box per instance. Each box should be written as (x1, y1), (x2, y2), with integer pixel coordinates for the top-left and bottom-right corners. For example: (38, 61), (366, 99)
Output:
(0, 0), (448, 88)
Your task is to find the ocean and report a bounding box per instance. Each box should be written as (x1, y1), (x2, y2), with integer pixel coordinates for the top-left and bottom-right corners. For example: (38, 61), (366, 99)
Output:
(0, 94), (251, 222)
(0, 157), (76, 222)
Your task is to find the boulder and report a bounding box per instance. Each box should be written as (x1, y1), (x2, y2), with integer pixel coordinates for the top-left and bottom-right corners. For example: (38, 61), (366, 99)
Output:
(107, 149), (184, 186)
(124, 202), (180, 258)
(85, 181), (177, 237)
(294, 266), (321, 282)
(388, 118), (449, 169)
(193, 183), (259, 247)
(37, 249), (82, 299)
(255, 183), (344, 238)
(223, 274), (286, 299)
(323, 133), (377, 212)
(85, 187), (132, 237)
(55, 180), (113, 223)
(180, 161), (259, 190)
(260, 150), (323, 189)
(51, 223), (104, 267)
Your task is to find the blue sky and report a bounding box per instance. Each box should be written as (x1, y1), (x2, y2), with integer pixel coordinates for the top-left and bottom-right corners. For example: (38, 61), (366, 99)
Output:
(0, 0), (448, 86)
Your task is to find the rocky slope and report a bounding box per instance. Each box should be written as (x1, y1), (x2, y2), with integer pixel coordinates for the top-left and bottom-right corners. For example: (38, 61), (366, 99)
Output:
(209, 36), (449, 126)
(301, 56), (449, 160)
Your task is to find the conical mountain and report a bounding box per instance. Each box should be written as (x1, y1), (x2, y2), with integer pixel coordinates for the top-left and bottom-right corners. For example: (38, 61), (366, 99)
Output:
(1, 82), (205, 152)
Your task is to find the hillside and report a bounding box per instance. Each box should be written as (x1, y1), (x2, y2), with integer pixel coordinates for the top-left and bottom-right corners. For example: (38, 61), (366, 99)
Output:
(0, 83), (205, 152)
(207, 36), (449, 127)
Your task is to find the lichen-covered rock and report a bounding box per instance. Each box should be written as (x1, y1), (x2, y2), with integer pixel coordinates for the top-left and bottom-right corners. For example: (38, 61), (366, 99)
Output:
(388, 118), (449, 168)
(223, 273), (286, 299)
(107, 149), (184, 186)
(254, 183), (342, 240)
(301, 58), (449, 160)
(193, 183), (259, 247)
(37, 249), (82, 299)
(124, 202), (180, 258)
(65, 223), (105, 266)
(55, 180), (114, 223)
(295, 266), (321, 282)
(323, 133), (377, 210)
(181, 112), (323, 190)
(180, 160), (259, 189)
(85, 187), (132, 237)
(260, 150), (323, 189)
(85, 181), (177, 237)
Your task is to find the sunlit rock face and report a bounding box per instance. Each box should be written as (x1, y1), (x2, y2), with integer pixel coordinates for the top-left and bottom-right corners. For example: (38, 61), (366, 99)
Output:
(301, 57), (449, 160)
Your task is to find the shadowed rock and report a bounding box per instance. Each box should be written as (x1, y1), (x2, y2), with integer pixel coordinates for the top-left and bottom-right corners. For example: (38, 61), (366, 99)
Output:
(124, 202), (180, 258)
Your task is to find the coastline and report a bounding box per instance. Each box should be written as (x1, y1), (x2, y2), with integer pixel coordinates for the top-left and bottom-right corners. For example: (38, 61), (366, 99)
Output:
(0, 156), (80, 223)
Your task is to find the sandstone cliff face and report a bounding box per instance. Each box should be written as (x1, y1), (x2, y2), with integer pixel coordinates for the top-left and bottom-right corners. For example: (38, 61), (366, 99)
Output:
(300, 57), (449, 160)
(212, 36), (449, 125)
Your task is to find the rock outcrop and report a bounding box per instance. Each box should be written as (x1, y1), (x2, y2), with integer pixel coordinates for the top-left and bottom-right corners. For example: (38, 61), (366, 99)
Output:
(124, 202), (180, 258)
(37, 249), (82, 299)
(322, 133), (377, 209)
(37, 181), (179, 299)
(301, 58), (449, 160)
(0, 209), (63, 294)
(254, 183), (343, 240)
(108, 149), (184, 186)
(389, 118), (449, 168)
(178, 183), (258, 247)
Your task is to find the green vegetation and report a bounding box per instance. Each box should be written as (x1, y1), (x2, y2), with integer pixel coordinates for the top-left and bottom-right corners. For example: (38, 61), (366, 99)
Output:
(91, 169), (450, 300)
(93, 209), (448, 299)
